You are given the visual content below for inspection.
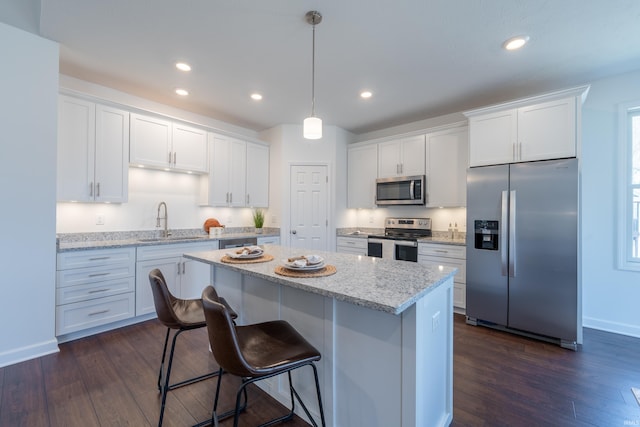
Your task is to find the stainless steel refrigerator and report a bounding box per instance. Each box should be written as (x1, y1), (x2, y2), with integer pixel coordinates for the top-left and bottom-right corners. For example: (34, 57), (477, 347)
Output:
(466, 158), (581, 349)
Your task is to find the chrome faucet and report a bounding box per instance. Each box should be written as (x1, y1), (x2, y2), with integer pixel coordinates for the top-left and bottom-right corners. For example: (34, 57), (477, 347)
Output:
(156, 201), (169, 238)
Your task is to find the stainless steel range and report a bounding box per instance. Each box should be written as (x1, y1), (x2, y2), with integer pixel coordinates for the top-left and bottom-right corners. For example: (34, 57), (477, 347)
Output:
(367, 217), (432, 262)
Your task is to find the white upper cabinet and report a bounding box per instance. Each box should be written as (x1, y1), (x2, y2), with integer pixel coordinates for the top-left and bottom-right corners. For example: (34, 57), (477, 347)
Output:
(517, 98), (576, 162)
(130, 113), (207, 173)
(57, 95), (129, 203)
(171, 123), (209, 172)
(465, 86), (588, 167)
(348, 143), (378, 208)
(377, 135), (426, 178)
(246, 142), (269, 207)
(425, 126), (468, 207)
(200, 133), (269, 208)
(467, 110), (516, 167)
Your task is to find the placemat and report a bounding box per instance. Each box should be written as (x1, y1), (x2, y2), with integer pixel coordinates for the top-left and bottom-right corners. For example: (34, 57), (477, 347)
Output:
(274, 265), (336, 278)
(221, 254), (274, 264)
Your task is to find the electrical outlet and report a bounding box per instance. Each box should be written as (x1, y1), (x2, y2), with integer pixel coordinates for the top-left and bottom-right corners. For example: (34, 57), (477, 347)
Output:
(271, 215), (277, 224)
(369, 216), (374, 223)
(432, 311), (441, 332)
(96, 214), (105, 225)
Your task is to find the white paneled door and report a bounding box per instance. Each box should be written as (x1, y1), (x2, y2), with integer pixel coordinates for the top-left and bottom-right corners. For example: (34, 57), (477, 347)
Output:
(289, 165), (329, 251)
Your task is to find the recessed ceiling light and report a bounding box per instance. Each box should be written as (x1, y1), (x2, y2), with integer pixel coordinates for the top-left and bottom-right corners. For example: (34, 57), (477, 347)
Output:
(175, 88), (189, 96)
(250, 93), (263, 101)
(360, 91), (373, 99)
(503, 35), (530, 51)
(175, 62), (192, 72)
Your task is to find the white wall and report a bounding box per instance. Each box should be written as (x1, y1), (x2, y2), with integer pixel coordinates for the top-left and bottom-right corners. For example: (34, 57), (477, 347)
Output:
(0, 23), (60, 367)
(260, 124), (352, 249)
(581, 69), (640, 338)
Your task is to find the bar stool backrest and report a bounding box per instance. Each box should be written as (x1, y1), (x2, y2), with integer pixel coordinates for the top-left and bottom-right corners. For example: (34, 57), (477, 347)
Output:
(202, 286), (256, 377)
(149, 268), (182, 329)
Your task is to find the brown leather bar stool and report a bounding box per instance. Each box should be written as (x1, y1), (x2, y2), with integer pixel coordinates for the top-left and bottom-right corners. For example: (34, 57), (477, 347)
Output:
(148, 269), (238, 427)
(201, 285), (326, 427)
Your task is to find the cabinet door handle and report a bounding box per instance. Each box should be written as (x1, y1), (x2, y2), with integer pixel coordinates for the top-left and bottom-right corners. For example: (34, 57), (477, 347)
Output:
(230, 193), (233, 203)
(89, 272), (110, 278)
(89, 182), (94, 197)
(182, 261), (186, 275)
(173, 152), (177, 165)
(168, 152), (172, 164)
(518, 142), (522, 160)
(89, 256), (110, 261)
(88, 309), (109, 316)
(96, 182), (100, 197)
(512, 143), (516, 160)
(246, 194), (250, 205)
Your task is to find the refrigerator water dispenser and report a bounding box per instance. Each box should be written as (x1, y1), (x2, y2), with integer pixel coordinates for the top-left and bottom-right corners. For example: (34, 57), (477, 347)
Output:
(474, 220), (499, 250)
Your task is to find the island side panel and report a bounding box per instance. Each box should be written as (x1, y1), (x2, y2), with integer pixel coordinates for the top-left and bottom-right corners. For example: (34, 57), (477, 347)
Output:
(402, 276), (454, 427)
(333, 299), (403, 426)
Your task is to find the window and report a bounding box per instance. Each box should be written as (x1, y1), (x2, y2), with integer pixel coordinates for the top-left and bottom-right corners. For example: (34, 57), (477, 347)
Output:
(618, 102), (640, 270)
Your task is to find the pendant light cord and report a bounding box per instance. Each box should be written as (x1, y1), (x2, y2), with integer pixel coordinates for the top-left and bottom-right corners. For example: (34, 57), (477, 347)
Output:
(310, 18), (316, 117)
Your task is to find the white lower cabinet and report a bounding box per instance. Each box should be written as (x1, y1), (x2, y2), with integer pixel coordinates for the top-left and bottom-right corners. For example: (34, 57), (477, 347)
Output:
(418, 243), (466, 310)
(257, 236), (280, 245)
(56, 248), (136, 336)
(135, 241), (219, 315)
(336, 236), (368, 255)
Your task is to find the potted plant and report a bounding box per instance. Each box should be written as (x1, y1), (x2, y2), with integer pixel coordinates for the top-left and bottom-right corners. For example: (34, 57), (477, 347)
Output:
(252, 208), (265, 233)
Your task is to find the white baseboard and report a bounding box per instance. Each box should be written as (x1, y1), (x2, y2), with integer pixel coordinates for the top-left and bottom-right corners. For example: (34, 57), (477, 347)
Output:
(583, 316), (640, 339)
(0, 339), (59, 369)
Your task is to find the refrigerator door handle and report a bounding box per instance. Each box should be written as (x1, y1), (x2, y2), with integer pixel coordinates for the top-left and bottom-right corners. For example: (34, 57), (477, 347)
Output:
(501, 190), (509, 276)
(509, 190), (517, 277)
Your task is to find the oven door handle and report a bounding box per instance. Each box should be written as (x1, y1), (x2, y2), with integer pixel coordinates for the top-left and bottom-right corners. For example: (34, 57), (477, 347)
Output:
(367, 238), (387, 244)
(394, 240), (418, 247)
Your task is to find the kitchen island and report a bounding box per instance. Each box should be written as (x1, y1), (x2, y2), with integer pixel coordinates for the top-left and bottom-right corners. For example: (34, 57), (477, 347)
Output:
(185, 245), (456, 427)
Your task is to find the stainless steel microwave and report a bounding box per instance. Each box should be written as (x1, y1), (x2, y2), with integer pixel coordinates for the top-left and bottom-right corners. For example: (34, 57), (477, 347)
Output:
(375, 175), (425, 205)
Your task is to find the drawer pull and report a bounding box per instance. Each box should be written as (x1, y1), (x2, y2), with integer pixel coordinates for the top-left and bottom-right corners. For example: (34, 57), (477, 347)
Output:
(88, 309), (109, 316)
(88, 289), (109, 294)
(89, 257), (110, 261)
(89, 273), (110, 277)
(435, 250), (449, 253)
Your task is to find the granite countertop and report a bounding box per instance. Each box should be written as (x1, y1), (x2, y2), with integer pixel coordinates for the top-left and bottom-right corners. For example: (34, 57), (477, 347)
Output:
(57, 228), (280, 252)
(185, 245), (457, 315)
(337, 228), (466, 246)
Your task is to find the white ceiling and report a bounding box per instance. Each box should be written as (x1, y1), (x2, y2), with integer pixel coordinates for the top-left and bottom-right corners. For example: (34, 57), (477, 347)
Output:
(38, 0), (640, 135)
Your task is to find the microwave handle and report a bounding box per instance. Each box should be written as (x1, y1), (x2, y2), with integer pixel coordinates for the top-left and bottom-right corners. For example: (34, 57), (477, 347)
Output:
(409, 180), (415, 199)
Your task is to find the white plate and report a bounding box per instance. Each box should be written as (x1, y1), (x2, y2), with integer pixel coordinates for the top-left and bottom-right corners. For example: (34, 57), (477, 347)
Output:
(227, 251), (264, 259)
(282, 260), (326, 271)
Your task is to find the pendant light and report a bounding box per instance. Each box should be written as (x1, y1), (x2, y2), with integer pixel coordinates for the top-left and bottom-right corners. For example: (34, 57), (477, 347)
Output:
(303, 10), (322, 140)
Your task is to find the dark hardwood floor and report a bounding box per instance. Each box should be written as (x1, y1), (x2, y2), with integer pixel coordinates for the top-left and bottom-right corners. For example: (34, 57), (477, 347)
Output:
(2, 314), (640, 426)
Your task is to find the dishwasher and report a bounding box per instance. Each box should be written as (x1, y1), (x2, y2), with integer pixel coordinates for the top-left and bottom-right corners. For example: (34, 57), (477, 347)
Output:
(218, 237), (258, 249)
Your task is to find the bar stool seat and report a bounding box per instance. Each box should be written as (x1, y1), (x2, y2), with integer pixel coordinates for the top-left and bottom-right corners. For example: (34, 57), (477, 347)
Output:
(201, 285), (326, 427)
(148, 269), (237, 427)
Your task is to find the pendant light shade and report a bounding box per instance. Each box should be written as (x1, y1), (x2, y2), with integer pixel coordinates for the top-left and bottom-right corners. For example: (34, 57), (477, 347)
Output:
(303, 116), (322, 139)
(303, 11), (322, 140)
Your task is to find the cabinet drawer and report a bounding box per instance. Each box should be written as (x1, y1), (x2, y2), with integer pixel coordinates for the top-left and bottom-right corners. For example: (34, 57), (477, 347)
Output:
(56, 292), (135, 336)
(57, 262), (135, 288)
(418, 243), (466, 259)
(336, 237), (368, 250)
(418, 255), (466, 284)
(136, 241), (217, 261)
(56, 276), (135, 305)
(57, 247), (135, 270)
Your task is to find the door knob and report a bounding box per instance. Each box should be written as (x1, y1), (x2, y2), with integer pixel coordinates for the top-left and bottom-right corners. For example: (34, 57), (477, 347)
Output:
(291, 230), (297, 234)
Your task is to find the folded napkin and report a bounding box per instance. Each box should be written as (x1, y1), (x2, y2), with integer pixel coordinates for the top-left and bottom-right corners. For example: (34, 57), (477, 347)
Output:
(287, 254), (323, 266)
(227, 245), (263, 258)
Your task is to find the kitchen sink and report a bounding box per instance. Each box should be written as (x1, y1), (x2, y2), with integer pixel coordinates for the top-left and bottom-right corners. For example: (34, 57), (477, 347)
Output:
(138, 236), (206, 242)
